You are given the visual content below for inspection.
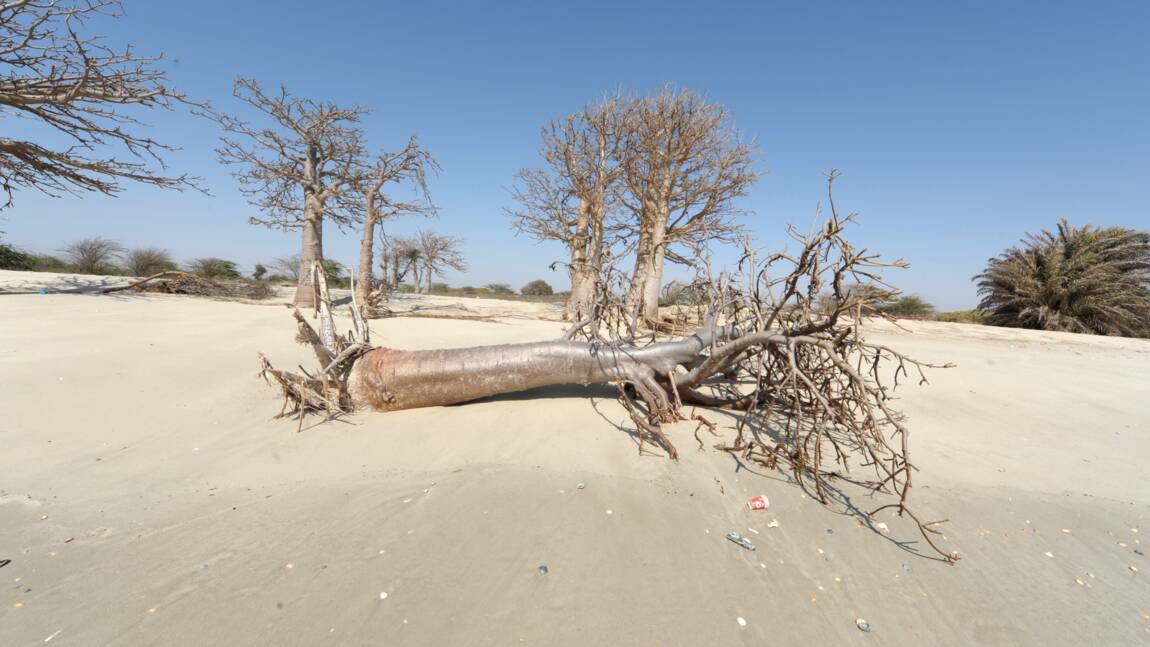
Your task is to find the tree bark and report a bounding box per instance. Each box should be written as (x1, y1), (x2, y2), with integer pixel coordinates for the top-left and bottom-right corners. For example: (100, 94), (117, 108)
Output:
(294, 209), (324, 308)
(345, 330), (721, 412)
(356, 215), (379, 317)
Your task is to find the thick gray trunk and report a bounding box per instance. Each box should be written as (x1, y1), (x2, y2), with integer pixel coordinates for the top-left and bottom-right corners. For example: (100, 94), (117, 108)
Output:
(356, 216), (378, 317)
(294, 212), (324, 308)
(346, 327), (726, 412)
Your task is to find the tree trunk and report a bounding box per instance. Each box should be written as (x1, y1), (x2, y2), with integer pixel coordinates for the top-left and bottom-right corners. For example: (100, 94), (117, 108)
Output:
(625, 219), (654, 323)
(294, 213), (324, 308)
(346, 331), (719, 413)
(640, 227), (667, 324)
(565, 198), (594, 322)
(356, 215), (379, 318)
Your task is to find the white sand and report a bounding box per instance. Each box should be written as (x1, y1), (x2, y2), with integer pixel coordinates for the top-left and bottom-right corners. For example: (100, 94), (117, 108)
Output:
(1, 271), (1148, 645)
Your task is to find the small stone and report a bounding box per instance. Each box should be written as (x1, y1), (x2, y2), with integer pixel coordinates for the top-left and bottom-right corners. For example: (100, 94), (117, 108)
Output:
(1045, 552), (1054, 558)
(286, 563), (294, 569)
(1074, 578), (1085, 586)
(402, 499), (412, 504)
(876, 522), (889, 533)
(1061, 529), (1071, 534)
(63, 537), (74, 544)
(1134, 548), (1145, 556)
(537, 565), (548, 575)
(13, 602), (23, 609)
(856, 618), (871, 632)
(826, 529), (834, 534)
(901, 563), (912, 572)
(767, 519), (779, 529)
(576, 483), (585, 490)
(40, 515), (48, 521)
(1131, 565), (1140, 573)
(736, 617), (747, 627)
(379, 592), (388, 600)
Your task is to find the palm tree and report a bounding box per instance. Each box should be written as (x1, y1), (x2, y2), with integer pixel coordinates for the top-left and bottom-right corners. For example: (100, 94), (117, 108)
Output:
(975, 219), (1150, 337)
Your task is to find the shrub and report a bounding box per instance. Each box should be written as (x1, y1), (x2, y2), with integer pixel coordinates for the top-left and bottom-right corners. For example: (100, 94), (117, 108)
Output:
(975, 219), (1150, 337)
(189, 257), (241, 279)
(430, 282), (450, 293)
(876, 295), (935, 318)
(0, 240), (36, 270)
(486, 283), (514, 294)
(31, 254), (69, 272)
(935, 310), (987, 324)
(253, 263), (268, 280)
(62, 237), (124, 274)
(521, 279), (553, 296)
(124, 247), (177, 276)
(397, 283), (416, 293)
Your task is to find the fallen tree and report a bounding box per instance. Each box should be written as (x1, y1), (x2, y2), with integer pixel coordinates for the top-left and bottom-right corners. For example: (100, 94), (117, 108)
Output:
(260, 173), (958, 561)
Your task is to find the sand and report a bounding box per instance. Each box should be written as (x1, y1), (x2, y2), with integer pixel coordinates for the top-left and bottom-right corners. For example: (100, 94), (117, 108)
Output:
(1, 270), (1148, 645)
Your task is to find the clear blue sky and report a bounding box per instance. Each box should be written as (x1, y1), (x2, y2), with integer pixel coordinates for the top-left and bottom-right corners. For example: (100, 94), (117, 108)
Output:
(4, 0), (1148, 309)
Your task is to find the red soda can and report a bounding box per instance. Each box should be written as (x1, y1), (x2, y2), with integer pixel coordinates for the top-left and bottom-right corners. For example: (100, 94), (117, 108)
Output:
(747, 495), (770, 511)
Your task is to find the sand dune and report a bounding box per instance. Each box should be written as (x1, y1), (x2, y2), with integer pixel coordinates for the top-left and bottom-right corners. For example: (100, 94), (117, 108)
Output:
(1, 275), (1148, 645)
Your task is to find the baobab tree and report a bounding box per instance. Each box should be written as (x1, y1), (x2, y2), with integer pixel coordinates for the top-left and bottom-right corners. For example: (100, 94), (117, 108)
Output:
(260, 173), (957, 562)
(414, 229), (466, 293)
(378, 234), (415, 291)
(353, 136), (438, 317)
(510, 95), (622, 322)
(617, 86), (757, 326)
(209, 78), (366, 308)
(0, 0), (198, 208)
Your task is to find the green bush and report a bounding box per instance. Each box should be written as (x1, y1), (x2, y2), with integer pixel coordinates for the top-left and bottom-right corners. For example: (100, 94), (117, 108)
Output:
(486, 283), (514, 295)
(253, 263), (268, 280)
(521, 279), (553, 296)
(0, 240), (36, 270)
(876, 295), (935, 318)
(976, 219), (1150, 336)
(189, 257), (241, 279)
(397, 283), (416, 293)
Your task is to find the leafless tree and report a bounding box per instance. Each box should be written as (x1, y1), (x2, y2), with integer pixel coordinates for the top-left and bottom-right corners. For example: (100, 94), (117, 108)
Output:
(414, 229), (465, 293)
(124, 247), (175, 276)
(62, 236), (123, 273)
(260, 172), (957, 562)
(270, 254), (301, 281)
(208, 77), (366, 308)
(379, 234), (422, 291)
(510, 95), (622, 322)
(617, 85), (757, 326)
(0, 0), (199, 208)
(353, 136), (438, 317)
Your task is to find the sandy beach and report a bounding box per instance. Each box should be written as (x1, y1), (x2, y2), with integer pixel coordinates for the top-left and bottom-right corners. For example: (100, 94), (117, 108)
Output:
(2, 272), (1148, 646)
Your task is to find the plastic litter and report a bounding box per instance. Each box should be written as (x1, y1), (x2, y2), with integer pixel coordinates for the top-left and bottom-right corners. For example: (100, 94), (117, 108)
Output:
(747, 495), (769, 511)
(737, 617), (747, 627)
(727, 532), (756, 551)
(856, 618), (871, 632)
(537, 565), (549, 575)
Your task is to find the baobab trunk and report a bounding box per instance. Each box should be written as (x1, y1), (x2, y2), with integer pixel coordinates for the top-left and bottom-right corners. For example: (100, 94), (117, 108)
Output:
(566, 199), (595, 322)
(625, 216), (667, 325)
(356, 216), (380, 317)
(294, 214), (324, 308)
(345, 332), (719, 413)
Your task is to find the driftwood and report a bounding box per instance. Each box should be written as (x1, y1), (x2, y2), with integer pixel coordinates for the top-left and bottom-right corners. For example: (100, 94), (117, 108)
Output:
(260, 177), (959, 562)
